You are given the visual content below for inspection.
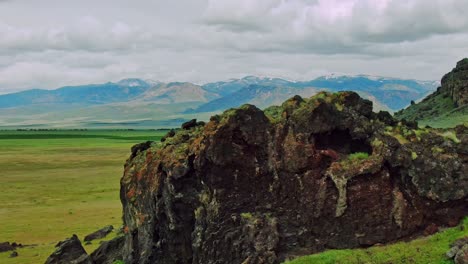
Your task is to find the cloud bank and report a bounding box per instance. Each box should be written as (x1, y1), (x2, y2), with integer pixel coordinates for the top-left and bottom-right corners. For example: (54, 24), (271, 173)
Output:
(0, 0), (467, 92)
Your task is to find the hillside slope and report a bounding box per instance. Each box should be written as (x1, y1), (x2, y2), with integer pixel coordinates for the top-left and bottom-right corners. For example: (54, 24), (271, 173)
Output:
(395, 58), (468, 127)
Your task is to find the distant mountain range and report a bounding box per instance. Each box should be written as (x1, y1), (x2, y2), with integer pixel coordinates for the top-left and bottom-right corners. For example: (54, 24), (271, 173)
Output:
(0, 75), (438, 128)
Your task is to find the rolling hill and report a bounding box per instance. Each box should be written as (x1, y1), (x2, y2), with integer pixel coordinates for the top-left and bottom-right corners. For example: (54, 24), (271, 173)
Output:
(0, 75), (437, 128)
(395, 58), (468, 127)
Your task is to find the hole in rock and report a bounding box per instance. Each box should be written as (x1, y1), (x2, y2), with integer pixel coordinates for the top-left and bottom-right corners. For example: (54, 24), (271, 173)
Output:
(314, 129), (372, 155)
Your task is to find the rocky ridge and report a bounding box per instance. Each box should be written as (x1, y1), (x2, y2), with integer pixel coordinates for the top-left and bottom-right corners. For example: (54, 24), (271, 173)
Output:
(395, 58), (468, 126)
(442, 58), (468, 107)
(116, 91), (467, 264)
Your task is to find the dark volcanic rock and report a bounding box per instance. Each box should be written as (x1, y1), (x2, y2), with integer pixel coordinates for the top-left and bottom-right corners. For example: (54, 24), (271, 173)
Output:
(130, 141), (153, 159)
(442, 58), (468, 107)
(0, 242), (15, 252)
(45, 234), (92, 264)
(161, 129), (176, 142)
(9, 251), (18, 258)
(182, 119), (198, 130)
(84, 225), (114, 242)
(90, 236), (125, 264)
(118, 91), (467, 264)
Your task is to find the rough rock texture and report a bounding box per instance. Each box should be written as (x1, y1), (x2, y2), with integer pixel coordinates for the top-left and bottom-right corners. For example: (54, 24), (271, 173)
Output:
(443, 58), (468, 107)
(395, 58), (468, 124)
(119, 91), (467, 264)
(83, 225), (114, 242)
(89, 236), (125, 264)
(455, 244), (468, 264)
(448, 237), (468, 264)
(0, 242), (17, 253)
(45, 235), (93, 264)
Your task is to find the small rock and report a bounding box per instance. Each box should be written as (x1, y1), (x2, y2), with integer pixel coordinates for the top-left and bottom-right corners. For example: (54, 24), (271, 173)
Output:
(0, 242), (15, 252)
(84, 225), (114, 242)
(9, 251), (18, 258)
(453, 237), (468, 248)
(45, 234), (92, 264)
(377, 111), (396, 126)
(130, 141), (153, 159)
(181, 119), (197, 130)
(448, 246), (461, 259)
(161, 129), (176, 142)
(455, 244), (468, 264)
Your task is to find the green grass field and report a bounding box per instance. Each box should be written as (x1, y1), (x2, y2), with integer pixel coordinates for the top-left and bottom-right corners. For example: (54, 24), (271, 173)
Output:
(0, 130), (166, 264)
(286, 218), (468, 264)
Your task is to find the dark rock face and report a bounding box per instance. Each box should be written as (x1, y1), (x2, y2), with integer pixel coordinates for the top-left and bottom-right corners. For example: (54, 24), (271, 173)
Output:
(442, 58), (468, 107)
(182, 119), (198, 130)
(120, 92), (467, 264)
(130, 141), (153, 159)
(90, 236), (125, 264)
(395, 59), (468, 125)
(161, 129), (176, 142)
(83, 225), (114, 242)
(45, 235), (93, 264)
(0, 242), (16, 253)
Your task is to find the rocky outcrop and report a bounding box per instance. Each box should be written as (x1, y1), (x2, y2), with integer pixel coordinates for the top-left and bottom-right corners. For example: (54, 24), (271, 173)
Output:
(119, 91), (467, 264)
(442, 58), (468, 107)
(45, 235), (93, 264)
(395, 58), (468, 126)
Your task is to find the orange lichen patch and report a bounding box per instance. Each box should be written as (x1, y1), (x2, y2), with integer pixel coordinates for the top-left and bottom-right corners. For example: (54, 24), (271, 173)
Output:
(145, 150), (154, 163)
(123, 226), (129, 234)
(127, 187), (136, 199)
(191, 136), (204, 151)
(136, 167), (147, 181)
(137, 212), (147, 226)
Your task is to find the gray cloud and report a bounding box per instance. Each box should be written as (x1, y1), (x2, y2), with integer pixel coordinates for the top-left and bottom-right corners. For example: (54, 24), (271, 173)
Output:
(0, 0), (467, 92)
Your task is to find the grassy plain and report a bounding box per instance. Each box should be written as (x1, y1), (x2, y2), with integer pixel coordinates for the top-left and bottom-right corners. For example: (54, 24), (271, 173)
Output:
(0, 130), (165, 264)
(286, 217), (468, 264)
(0, 130), (466, 264)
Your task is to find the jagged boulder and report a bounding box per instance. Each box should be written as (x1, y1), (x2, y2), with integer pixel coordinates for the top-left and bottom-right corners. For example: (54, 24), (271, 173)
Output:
(182, 119), (198, 130)
(130, 141), (153, 159)
(45, 235), (92, 264)
(89, 236), (125, 264)
(119, 91), (467, 264)
(83, 225), (114, 242)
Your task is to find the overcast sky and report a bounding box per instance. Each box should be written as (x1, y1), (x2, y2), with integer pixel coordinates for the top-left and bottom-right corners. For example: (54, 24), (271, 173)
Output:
(0, 0), (467, 93)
